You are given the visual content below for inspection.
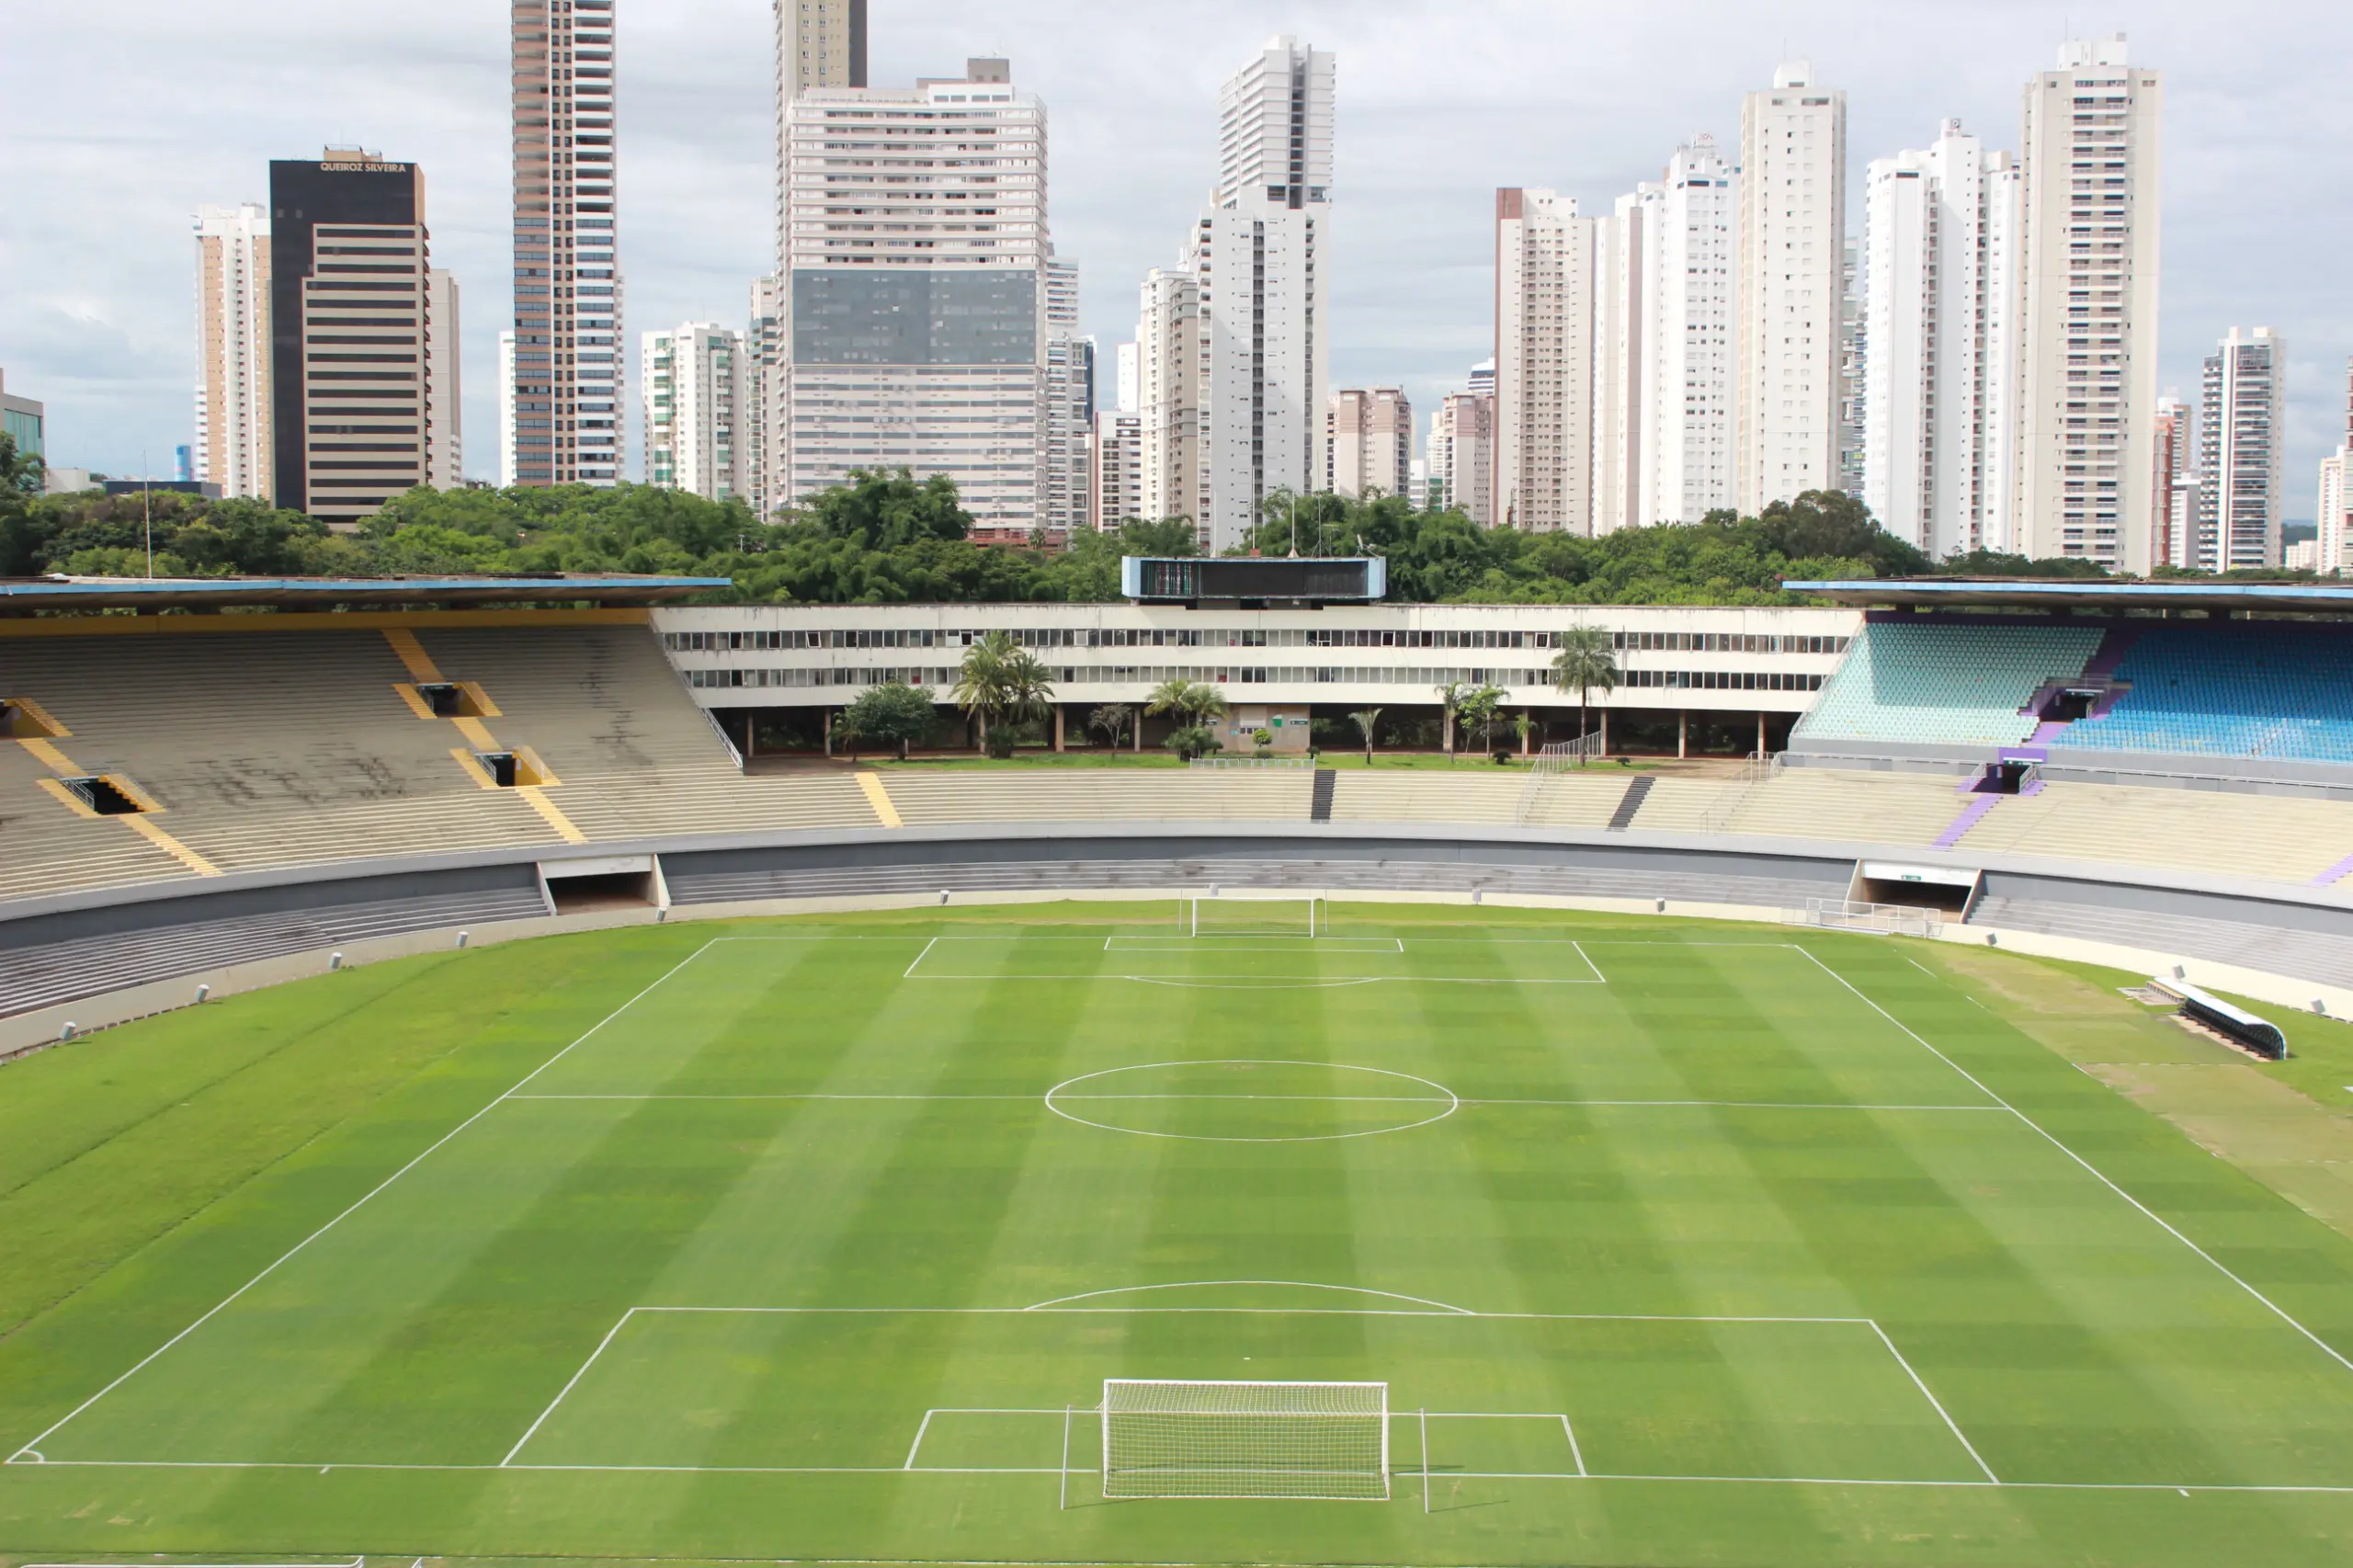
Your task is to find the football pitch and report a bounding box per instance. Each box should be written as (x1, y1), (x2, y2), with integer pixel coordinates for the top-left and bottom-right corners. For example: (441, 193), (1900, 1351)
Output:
(4, 902), (2352, 1566)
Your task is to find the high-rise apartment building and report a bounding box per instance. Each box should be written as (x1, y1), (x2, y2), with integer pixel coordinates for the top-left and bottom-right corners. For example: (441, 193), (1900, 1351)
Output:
(1859, 120), (2021, 559)
(1589, 199), (1644, 535)
(267, 148), (430, 526)
(1493, 187), (1595, 532)
(2014, 35), (2162, 569)
(1429, 390), (1494, 525)
(2198, 327), (2285, 571)
(1038, 258), (1093, 542)
(776, 58), (1054, 532)
(1136, 262), (1208, 528)
(497, 331), (518, 487)
(642, 324), (746, 501)
(1637, 136), (1737, 526)
(426, 268), (462, 489)
(1094, 411), (1143, 530)
(1196, 36), (1336, 549)
(745, 275), (786, 519)
(510, 0), (622, 489)
(2322, 359), (2353, 575)
(193, 202), (273, 499)
(2152, 391), (2191, 568)
(1735, 62), (1846, 513)
(1114, 342), (1141, 415)
(1329, 387), (1412, 499)
(1835, 237), (1866, 498)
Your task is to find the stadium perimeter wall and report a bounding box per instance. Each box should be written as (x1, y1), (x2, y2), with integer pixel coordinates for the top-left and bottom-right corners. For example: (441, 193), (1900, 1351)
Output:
(6, 824), (2353, 1057)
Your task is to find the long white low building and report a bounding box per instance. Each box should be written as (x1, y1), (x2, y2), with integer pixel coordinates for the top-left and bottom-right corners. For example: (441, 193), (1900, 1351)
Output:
(652, 601), (1861, 756)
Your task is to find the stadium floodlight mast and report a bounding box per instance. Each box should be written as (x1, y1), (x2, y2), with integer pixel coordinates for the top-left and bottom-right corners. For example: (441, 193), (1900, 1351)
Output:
(1097, 1379), (1390, 1501)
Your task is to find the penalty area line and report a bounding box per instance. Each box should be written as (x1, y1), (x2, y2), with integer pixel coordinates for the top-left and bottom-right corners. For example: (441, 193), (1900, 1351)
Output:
(503, 1308), (639, 1466)
(6, 943), (722, 1466)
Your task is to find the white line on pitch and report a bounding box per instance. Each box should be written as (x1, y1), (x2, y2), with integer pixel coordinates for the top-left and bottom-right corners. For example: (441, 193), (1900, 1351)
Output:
(509, 1092), (2001, 1112)
(1868, 1320), (1998, 1483)
(1561, 1413), (1587, 1477)
(901, 936), (939, 979)
(502, 1308), (639, 1466)
(901, 1409), (935, 1471)
(1797, 946), (2353, 1380)
(6, 944), (723, 1465)
(1572, 939), (1608, 983)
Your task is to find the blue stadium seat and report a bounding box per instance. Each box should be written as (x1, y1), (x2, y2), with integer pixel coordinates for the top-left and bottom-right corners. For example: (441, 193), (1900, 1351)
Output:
(2049, 624), (2353, 766)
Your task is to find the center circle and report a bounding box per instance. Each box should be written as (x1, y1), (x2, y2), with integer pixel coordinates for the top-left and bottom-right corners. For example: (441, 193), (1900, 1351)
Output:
(1043, 1059), (1460, 1142)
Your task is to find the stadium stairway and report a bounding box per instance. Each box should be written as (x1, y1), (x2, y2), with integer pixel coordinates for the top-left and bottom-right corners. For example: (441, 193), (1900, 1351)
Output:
(0, 737), (196, 902)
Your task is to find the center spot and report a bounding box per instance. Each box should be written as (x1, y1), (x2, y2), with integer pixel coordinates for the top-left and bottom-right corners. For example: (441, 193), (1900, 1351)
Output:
(1044, 1059), (1459, 1142)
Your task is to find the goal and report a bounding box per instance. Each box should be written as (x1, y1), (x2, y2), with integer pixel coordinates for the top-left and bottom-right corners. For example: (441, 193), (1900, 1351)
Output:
(1099, 1379), (1390, 1500)
(1180, 893), (1324, 938)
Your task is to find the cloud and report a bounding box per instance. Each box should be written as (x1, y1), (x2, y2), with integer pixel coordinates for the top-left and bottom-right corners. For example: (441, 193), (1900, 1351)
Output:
(3, 0), (2347, 510)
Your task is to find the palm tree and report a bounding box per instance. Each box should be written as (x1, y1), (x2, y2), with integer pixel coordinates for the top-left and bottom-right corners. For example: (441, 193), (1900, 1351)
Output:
(1146, 677), (1228, 729)
(1551, 626), (1620, 765)
(1432, 680), (1466, 759)
(1001, 648), (1056, 731)
(1348, 707), (1382, 767)
(952, 630), (1015, 749)
(1088, 702), (1134, 750)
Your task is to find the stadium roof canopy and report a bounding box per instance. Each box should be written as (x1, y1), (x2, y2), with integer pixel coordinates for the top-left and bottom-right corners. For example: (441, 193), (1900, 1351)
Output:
(0, 574), (734, 612)
(1784, 578), (2353, 615)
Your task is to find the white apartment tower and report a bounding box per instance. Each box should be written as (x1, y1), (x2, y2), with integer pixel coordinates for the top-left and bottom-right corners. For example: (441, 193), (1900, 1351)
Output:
(1040, 258), (1092, 540)
(1859, 120), (2022, 559)
(1640, 136), (1737, 526)
(1329, 387), (1412, 499)
(1136, 262), (1209, 528)
(1434, 391), (1495, 525)
(2014, 36), (2163, 569)
(509, 0), (622, 488)
(777, 58), (1054, 532)
(1094, 411), (1143, 531)
(426, 268), (462, 489)
(2152, 391), (2193, 568)
(2321, 359), (2353, 575)
(2198, 327), (2285, 571)
(1589, 199), (1645, 534)
(642, 323), (747, 502)
(1494, 187), (1596, 532)
(1736, 62), (1846, 513)
(1199, 37), (1336, 550)
(192, 202), (273, 499)
(746, 274), (785, 518)
(497, 331), (518, 487)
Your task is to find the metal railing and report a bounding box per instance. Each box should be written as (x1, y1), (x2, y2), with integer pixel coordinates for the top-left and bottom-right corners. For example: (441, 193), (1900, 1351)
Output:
(1189, 756), (1316, 770)
(1786, 898), (1942, 938)
(1513, 733), (1608, 824)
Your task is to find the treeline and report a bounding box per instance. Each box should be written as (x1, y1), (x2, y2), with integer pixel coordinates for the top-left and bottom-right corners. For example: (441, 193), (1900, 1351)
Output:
(0, 436), (2158, 607)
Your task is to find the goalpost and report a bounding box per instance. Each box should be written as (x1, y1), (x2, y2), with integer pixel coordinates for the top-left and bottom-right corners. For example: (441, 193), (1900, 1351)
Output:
(1179, 892), (1324, 937)
(1099, 1379), (1390, 1500)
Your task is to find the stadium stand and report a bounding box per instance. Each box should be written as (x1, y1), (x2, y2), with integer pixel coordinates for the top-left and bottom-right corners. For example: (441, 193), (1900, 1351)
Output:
(1950, 779), (2353, 884)
(1968, 891), (2353, 993)
(881, 769), (1313, 826)
(412, 623), (881, 839)
(1711, 767), (1972, 845)
(0, 738), (196, 902)
(1789, 616), (2107, 751)
(2046, 621), (2353, 767)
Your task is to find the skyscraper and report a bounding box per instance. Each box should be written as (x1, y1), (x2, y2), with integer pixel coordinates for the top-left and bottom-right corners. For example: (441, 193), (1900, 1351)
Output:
(2321, 359), (2353, 576)
(1136, 261), (1207, 528)
(2013, 35), (2162, 569)
(1736, 62), (1846, 513)
(1493, 187), (1595, 532)
(746, 274), (786, 520)
(1589, 198), (1645, 534)
(510, 0), (621, 488)
(1328, 387), (1412, 499)
(267, 147), (431, 526)
(775, 0), (868, 255)
(1093, 410), (1143, 531)
(1433, 390), (1494, 525)
(1640, 135), (1736, 526)
(193, 202), (273, 499)
(2152, 391), (2192, 568)
(1194, 37), (1336, 550)
(498, 330), (519, 488)
(426, 268), (462, 489)
(1040, 258), (1093, 542)
(777, 58), (1055, 531)
(1859, 120), (2021, 560)
(2198, 327), (2285, 571)
(642, 324), (747, 501)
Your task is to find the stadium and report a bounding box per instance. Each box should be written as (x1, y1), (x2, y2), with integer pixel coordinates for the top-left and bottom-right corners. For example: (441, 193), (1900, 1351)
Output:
(3, 566), (2351, 1568)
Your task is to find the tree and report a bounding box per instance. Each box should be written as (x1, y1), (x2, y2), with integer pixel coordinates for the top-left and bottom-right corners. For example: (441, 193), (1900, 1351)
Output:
(1088, 702), (1135, 750)
(1145, 677), (1228, 729)
(1512, 710), (1537, 756)
(1348, 707), (1382, 766)
(0, 433), (42, 498)
(1164, 725), (1222, 762)
(1000, 647), (1056, 733)
(951, 630), (1016, 750)
(1250, 726), (1274, 755)
(1552, 625), (1620, 763)
(839, 682), (938, 760)
(800, 467), (972, 549)
(1118, 517), (1202, 558)
(1457, 684), (1505, 757)
(1433, 680), (1466, 758)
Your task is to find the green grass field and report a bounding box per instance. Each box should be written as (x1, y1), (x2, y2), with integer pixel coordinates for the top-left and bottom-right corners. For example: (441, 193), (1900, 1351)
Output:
(3, 902), (2351, 1566)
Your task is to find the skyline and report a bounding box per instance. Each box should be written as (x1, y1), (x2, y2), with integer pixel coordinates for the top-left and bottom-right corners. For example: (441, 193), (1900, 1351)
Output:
(4, 0), (2348, 525)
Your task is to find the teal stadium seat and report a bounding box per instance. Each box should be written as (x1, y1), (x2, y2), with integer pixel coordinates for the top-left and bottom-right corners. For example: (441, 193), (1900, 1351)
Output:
(1790, 620), (2106, 749)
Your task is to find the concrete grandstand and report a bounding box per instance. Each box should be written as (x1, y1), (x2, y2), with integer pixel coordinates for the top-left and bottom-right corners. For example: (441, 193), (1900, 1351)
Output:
(7, 573), (2353, 1048)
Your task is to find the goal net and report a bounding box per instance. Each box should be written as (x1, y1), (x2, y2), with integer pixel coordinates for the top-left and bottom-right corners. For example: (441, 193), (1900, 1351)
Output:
(1181, 894), (1324, 937)
(1099, 1379), (1389, 1500)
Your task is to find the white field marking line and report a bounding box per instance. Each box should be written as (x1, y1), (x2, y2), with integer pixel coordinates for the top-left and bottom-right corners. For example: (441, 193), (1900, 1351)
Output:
(905, 972), (1601, 986)
(1798, 945), (2353, 1379)
(1572, 939), (1608, 983)
(20, 1457), (2353, 1492)
(22, 1562), (364, 1568)
(1404, 1412), (1585, 1481)
(1025, 1280), (1477, 1315)
(632, 1304), (1871, 1325)
(5, 941), (723, 1467)
(511, 1092), (2000, 1113)
(905, 1406), (1078, 1472)
(509, 1093), (1044, 1102)
(902, 1407), (934, 1471)
(1102, 937), (1405, 953)
(1563, 1413), (1588, 1476)
(1042, 1059), (1461, 1143)
(1868, 1320), (1998, 1484)
(901, 936), (939, 978)
(502, 1307), (639, 1466)
(1464, 1098), (2006, 1113)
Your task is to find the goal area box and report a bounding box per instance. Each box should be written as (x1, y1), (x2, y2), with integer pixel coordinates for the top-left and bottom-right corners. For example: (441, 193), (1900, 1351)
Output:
(1099, 1378), (1389, 1500)
(1179, 894), (1324, 937)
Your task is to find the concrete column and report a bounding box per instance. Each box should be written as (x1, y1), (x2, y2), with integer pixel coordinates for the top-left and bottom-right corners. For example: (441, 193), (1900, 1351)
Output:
(1600, 709), (1608, 756)
(1134, 713), (1142, 752)
(1756, 710), (1767, 758)
(824, 709), (834, 758)
(745, 712), (756, 759)
(1053, 705), (1066, 753)
(1522, 710), (1533, 756)
(1677, 710), (1688, 759)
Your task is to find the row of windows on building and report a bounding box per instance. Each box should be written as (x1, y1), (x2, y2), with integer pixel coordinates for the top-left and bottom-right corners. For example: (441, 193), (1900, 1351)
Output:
(683, 665), (1829, 694)
(665, 629), (1851, 655)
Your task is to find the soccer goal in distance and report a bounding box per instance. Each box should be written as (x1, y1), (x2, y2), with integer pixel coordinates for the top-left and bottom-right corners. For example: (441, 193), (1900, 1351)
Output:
(1098, 1379), (1390, 1500)
(1179, 893), (1325, 938)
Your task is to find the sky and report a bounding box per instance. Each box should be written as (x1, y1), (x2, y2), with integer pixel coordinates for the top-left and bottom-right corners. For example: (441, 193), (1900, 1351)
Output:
(4, 0), (2347, 520)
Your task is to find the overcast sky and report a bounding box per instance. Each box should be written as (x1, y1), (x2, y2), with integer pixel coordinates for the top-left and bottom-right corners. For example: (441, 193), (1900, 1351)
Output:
(4, 0), (2347, 519)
